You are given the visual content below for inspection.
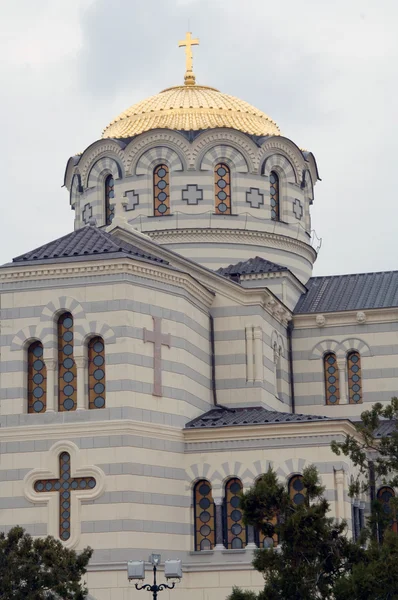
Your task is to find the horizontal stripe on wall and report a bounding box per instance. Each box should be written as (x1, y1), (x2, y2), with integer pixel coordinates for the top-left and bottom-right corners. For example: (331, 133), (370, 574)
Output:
(81, 519), (191, 535)
(83, 490), (190, 508)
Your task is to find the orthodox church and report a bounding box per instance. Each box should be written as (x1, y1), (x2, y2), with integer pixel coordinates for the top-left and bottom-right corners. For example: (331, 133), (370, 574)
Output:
(1, 34), (397, 600)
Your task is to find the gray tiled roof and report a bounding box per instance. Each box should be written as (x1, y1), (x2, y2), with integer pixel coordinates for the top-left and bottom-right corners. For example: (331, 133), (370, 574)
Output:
(11, 225), (168, 266)
(217, 256), (287, 278)
(185, 406), (330, 429)
(374, 420), (397, 438)
(295, 271), (398, 314)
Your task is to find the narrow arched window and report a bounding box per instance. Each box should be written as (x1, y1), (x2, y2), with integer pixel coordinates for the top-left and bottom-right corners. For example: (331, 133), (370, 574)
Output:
(324, 353), (340, 405)
(253, 475), (278, 548)
(88, 336), (106, 409)
(347, 351), (362, 404)
(153, 164), (170, 216)
(105, 175), (115, 225)
(289, 474), (306, 506)
(194, 480), (215, 551)
(377, 487), (397, 536)
(215, 163), (231, 215)
(58, 312), (77, 412)
(270, 171), (280, 221)
(224, 478), (246, 549)
(28, 341), (46, 413)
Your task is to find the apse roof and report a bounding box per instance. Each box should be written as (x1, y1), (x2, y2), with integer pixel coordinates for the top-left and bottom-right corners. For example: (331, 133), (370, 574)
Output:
(217, 256), (288, 278)
(10, 225), (168, 266)
(185, 406), (331, 429)
(295, 271), (398, 314)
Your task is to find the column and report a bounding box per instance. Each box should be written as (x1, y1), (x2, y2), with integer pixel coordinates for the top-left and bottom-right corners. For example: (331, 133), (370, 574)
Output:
(245, 326), (254, 383)
(246, 525), (257, 550)
(214, 498), (225, 550)
(253, 326), (263, 383)
(75, 356), (87, 411)
(335, 469), (346, 523)
(359, 500), (366, 533)
(44, 357), (56, 412)
(353, 499), (361, 540)
(336, 358), (348, 404)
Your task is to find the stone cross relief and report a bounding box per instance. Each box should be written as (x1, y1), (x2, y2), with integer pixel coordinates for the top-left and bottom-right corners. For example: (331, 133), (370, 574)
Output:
(293, 198), (303, 220)
(123, 190), (140, 211)
(143, 317), (171, 397)
(82, 203), (93, 224)
(182, 184), (203, 205)
(246, 188), (264, 209)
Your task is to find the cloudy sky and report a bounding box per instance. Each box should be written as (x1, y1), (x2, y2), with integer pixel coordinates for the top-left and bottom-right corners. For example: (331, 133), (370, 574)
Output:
(1, 0), (397, 276)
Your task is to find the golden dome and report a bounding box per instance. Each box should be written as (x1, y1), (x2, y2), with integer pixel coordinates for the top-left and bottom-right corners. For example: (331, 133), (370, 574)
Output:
(102, 84), (280, 139)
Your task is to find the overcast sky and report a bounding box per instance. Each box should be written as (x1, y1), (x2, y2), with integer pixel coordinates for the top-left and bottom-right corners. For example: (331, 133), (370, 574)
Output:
(1, 0), (397, 276)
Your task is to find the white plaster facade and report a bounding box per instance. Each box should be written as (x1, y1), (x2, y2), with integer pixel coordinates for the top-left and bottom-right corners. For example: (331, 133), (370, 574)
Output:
(0, 74), (395, 600)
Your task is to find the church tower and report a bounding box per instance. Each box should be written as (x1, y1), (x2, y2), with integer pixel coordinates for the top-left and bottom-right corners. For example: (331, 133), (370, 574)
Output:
(65, 32), (319, 288)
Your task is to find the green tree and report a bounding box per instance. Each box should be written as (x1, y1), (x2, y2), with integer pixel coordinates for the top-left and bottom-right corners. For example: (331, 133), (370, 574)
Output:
(0, 526), (93, 600)
(228, 466), (360, 600)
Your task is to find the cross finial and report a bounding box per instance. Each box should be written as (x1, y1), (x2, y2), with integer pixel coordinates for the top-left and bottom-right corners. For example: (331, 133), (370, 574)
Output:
(178, 31), (199, 86)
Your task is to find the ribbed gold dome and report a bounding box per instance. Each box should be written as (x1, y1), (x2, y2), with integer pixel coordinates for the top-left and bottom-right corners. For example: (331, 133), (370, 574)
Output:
(102, 84), (280, 139)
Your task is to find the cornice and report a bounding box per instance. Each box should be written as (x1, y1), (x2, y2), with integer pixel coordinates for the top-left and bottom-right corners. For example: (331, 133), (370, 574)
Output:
(293, 307), (398, 329)
(0, 258), (214, 309)
(0, 419), (184, 443)
(146, 227), (317, 264)
(183, 419), (359, 444)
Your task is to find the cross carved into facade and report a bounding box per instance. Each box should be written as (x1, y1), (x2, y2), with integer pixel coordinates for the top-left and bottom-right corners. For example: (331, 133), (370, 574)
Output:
(34, 452), (96, 541)
(82, 203), (93, 224)
(144, 317), (171, 397)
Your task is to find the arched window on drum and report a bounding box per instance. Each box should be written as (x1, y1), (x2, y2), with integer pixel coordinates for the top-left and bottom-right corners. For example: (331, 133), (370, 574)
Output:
(289, 474), (307, 507)
(377, 487), (398, 537)
(153, 164), (170, 216)
(194, 480), (215, 551)
(270, 171), (280, 221)
(214, 163), (231, 215)
(28, 341), (47, 413)
(347, 351), (362, 404)
(104, 174), (115, 225)
(324, 353), (340, 405)
(58, 313), (77, 412)
(224, 478), (246, 549)
(88, 337), (106, 409)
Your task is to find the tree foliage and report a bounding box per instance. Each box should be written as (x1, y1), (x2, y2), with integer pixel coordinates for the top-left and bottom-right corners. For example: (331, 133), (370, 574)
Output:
(0, 526), (93, 600)
(228, 466), (360, 600)
(331, 397), (398, 498)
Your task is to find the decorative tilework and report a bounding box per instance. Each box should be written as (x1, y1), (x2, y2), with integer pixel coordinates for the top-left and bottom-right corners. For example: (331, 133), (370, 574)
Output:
(182, 184), (203, 205)
(34, 452), (96, 541)
(194, 480), (215, 551)
(293, 198), (303, 220)
(123, 190), (139, 211)
(246, 187), (264, 209)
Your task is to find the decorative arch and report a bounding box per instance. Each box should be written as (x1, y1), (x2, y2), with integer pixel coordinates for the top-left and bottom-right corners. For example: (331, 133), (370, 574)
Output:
(309, 338), (372, 360)
(200, 144), (249, 173)
(23, 440), (105, 550)
(271, 331), (285, 358)
(185, 461), (255, 496)
(259, 136), (303, 182)
(80, 139), (126, 188)
(11, 325), (39, 352)
(135, 146), (183, 176)
(192, 131), (257, 172)
(37, 298), (86, 350)
(87, 157), (122, 189)
(125, 132), (190, 175)
(309, 339), (340, 360)
(74, 320), (116, 349)
(262, 153), (296, 184)
(377, 487), (397, 535)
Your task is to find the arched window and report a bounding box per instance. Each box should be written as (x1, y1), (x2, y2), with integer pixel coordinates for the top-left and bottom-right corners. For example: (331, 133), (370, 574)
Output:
(270, 171), (280, 221)
(253, 475), (278, 548)
(194, 480), (215, 551)
(88, 336), (106, 409)
(289, 474), (306, 506)
(347, 351), (362, 404)
(215, 163), (231, 215)
(58, 313), (77, 412)
(105, 175), (115, 225)
(324, 353), (340, 405)
(224, 478), (246, 549)
(153, 164), (170, 216)
(377, 487), (397, 535)
(28, 341), (46, 413)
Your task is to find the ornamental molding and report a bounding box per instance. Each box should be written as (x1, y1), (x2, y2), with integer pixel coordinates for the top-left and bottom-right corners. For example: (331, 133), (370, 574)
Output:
(80, 143), (126, 188)
(23, 440), (105, 549)
(0, 260), (214, 310)
(258, 138), (304, 181)
(293, 307), (398, 329)
(309, 337), (372, 360)
(146, 227), (317, 263)
(124, 131), (191, 175)
(191, 130), (258, 172)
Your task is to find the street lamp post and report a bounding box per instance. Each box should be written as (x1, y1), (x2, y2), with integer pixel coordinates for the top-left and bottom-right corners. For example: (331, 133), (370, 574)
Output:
(128, 554), (182, 600)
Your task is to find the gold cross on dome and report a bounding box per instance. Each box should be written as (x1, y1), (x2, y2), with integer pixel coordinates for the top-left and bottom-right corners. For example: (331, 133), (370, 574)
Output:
(178, 31), (199, 86)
